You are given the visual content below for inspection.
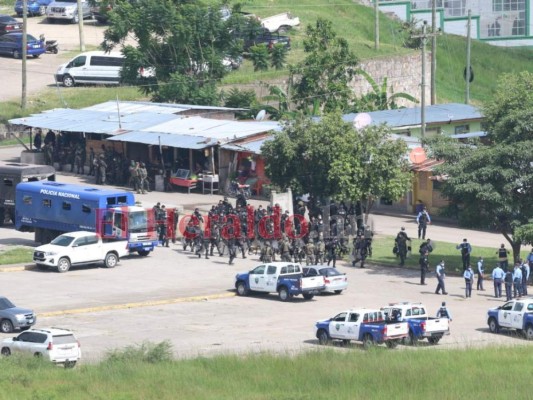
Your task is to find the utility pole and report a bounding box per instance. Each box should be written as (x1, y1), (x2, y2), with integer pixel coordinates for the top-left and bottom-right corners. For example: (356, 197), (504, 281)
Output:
(21, 0), (28, 110)
(77, 0), (85, 51)
(411, 21), (440, 138)
(374, 0), (379, 50)
(465, 9), (472, 104)
(431, 0), (437, 104)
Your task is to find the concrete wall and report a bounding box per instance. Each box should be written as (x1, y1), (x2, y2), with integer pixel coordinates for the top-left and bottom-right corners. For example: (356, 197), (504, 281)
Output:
(350, 52), (430, 108)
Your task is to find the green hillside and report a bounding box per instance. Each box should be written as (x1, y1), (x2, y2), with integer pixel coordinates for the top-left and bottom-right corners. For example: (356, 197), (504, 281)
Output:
(221, 0), (533, 105)
(2, 0), (533, 122)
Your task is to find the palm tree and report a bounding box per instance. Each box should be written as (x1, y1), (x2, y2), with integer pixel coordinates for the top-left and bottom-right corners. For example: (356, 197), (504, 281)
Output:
(354, 69), (419, 111)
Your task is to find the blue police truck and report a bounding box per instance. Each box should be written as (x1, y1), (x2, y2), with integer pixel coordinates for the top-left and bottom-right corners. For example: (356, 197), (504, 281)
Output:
(15, 181), (158, 255)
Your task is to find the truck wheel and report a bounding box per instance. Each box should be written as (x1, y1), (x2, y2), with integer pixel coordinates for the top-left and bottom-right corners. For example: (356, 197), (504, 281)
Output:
(64, 361), (76, 368)
(385, 340), (399, 349)
(0, 319), (14, 334)
(525, 324), (533, 340)
(317, 329), (330, 345)
(104, 252), (118, 268)
(57, 257), (71, 273)
(137, 250), (150, 256)
(362, 334), (374, 350)
(1, 347), (11, 356)
(278, 286), (289, 302)
(302, 293), (314, 300)
(236, 281), (249, 296)
(488, 317), (500, 334)
(428, 335), (442, 345)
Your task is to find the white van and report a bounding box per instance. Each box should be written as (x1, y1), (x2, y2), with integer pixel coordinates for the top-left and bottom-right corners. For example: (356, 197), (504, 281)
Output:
(54, 51), (124, 87)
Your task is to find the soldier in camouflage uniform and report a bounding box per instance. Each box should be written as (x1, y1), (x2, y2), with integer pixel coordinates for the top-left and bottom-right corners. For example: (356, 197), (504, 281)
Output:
(305, 241), (316, 266)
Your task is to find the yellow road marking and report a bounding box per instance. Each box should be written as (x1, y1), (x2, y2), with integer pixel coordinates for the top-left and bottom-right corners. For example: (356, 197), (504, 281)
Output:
(39, 292), (235, 317)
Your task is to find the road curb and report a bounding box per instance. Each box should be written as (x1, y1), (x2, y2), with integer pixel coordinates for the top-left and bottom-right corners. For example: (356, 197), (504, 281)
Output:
(39, 292), (236, 317)
(0, 263), (36, 272)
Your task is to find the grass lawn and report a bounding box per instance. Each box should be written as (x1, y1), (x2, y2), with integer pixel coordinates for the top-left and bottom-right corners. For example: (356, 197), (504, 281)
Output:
(0, 343), (531, 399)
(366, 234), (529, 275)
(0, 247), (33, 265)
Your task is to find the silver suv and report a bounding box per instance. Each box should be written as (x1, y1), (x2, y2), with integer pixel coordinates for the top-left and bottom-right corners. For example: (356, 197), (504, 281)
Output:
(1, 327), (81, 368)
(0, 296), (36, 333)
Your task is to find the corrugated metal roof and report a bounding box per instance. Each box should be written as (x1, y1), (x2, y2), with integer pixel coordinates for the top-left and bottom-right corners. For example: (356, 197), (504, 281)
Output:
(84, 100), (246, 115)
(343, 103), (483, 129)
(220, 136), (274, 154)
(106, 131), (215, 150)
(9, 109), (178, 134)
(145, 117), (281, 140)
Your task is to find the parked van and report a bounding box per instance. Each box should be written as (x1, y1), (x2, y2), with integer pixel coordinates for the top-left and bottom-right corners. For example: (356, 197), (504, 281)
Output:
(54, 51), (124, 87)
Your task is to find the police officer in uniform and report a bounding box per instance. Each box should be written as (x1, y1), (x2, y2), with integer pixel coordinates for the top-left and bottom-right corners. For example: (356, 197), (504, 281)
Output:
(456, 238), (472, 271)
(419, 250), (429, 285)
(463, 265), (474, 298)
(416, 207), (431, 240)
(395, 227), (410, 267)
(492, 264), (504, 298)
(305, 241), (315, 266)
(477, 257), (485, 291)
(436, 302), (452, 321)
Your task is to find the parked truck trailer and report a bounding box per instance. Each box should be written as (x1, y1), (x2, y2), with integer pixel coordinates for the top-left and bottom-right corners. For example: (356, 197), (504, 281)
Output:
(0, 162), (55, 226)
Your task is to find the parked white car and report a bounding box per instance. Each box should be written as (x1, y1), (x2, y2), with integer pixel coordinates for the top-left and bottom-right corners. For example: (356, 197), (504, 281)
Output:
(1, 327), (81, 368)
(303, 266), (348, 294)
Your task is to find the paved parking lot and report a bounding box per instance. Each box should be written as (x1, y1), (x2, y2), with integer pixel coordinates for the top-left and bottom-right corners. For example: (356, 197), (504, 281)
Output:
(0, 13), (107, 102)
(0, 145), (531, 362)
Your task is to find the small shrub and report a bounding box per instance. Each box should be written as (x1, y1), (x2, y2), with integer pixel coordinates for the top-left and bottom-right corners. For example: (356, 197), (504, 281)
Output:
(104, 341), (173, 364)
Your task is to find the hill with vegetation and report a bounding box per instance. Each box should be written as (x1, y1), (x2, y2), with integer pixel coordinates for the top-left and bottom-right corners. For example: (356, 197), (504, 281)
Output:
(1, 0), (533, 123)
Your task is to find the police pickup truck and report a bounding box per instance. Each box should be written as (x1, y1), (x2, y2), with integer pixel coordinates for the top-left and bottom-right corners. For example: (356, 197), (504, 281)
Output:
(381, 302), (450, 345)
(33, 231), (129, 273)
(315, 308), (409, 349)
(487, 297), (533, 340)
(235, 262), (325, 301)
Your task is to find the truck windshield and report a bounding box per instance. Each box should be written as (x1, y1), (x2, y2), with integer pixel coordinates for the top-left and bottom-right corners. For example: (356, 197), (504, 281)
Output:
(51, 235), (75, 246)
(0, 297), (16, 310)
(128, 211), (148, 233)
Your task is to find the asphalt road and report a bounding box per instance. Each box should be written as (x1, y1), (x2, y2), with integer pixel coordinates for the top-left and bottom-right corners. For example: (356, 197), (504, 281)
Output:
(0, 13), (107, 102)
(0, 145), (531, 363)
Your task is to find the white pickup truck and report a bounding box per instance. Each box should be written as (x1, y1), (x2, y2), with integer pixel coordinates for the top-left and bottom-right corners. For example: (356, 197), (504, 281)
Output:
(381, 302), (450, 345)
(33, 231), (129, 273)
(235, 262), (325, 301)
(261, 12), (300, 33)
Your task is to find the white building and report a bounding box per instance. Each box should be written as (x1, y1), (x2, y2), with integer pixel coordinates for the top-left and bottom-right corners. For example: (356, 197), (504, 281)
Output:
(379, 0), (531, 46)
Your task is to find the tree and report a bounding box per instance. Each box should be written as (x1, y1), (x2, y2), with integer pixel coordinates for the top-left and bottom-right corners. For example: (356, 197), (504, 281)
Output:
(353, 69), (419, 111)
(249, 44), (269, 72)
(261, 113), (412, 222)
(425, 72), (533, 261)
(290, 18), (359, 114)
(261, 113), (345, 199)
(101, 0), (246, 104)
(329, 124), (412, 223)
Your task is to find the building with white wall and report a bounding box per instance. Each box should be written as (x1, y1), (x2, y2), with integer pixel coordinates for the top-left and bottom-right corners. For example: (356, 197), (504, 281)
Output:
(378, 0), (532, 46)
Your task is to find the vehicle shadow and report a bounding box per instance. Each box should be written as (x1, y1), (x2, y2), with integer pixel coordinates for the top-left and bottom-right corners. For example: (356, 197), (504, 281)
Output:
(228, 289), (319, 303)
(475, 327), (526, 340)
